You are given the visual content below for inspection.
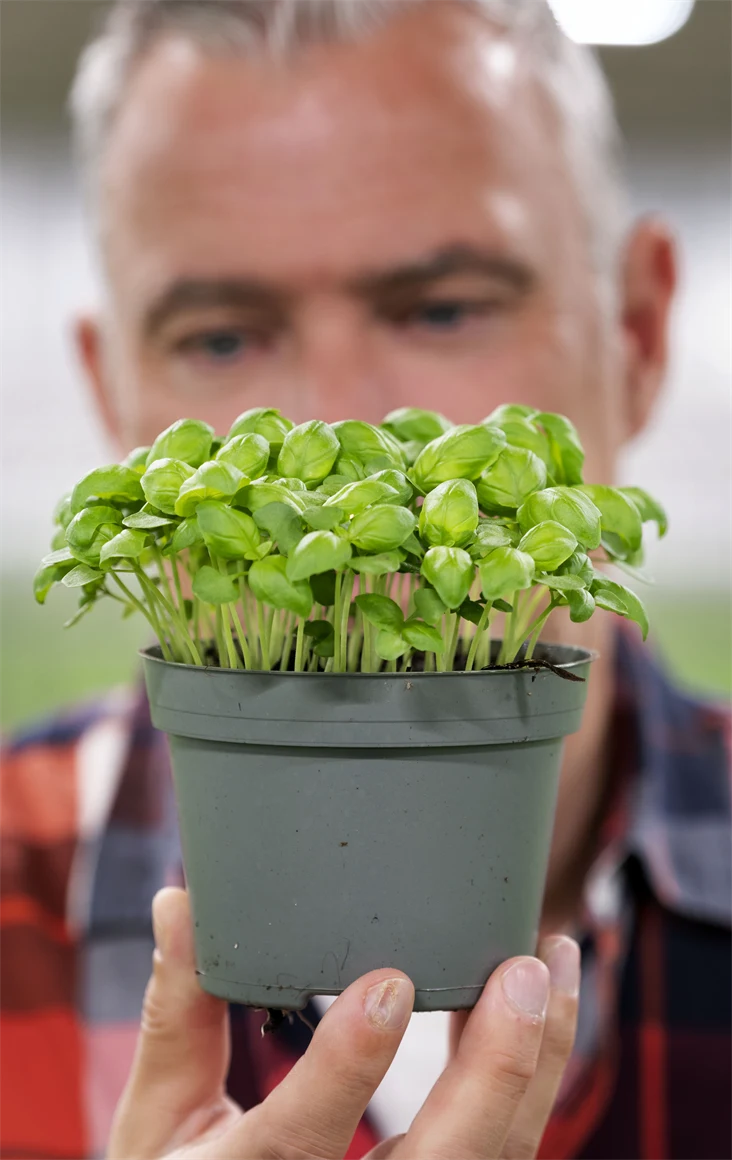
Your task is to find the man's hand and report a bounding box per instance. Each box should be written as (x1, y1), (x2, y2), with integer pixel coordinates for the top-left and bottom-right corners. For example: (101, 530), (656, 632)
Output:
(108, 888), (579, 1160)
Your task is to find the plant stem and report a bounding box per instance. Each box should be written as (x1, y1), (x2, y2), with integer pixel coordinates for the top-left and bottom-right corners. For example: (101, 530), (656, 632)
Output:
(523, 600), (558, 660)
(134, 567), (188, 662)
(294, 617), (306, 672)
(333, 571), (343, 673)
(214, 607), (227, 668)
(465, 602), (492, 672)
(237, 577), (254, 665)
(446, 612), (461, 671)
(256, 600), (271, 670)
(111, 573), (174, 662)
(347, 608), (363, 672)
(230, 602), (253, 669)
(339, 570), (355, 673)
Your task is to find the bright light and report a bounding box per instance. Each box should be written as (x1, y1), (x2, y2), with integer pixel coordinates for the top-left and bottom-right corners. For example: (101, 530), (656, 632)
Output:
(547, 0), (695, 46)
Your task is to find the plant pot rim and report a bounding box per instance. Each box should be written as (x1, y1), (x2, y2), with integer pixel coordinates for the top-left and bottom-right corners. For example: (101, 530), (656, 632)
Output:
(141, 641), (597, 748)
(140, 640), (599, 678)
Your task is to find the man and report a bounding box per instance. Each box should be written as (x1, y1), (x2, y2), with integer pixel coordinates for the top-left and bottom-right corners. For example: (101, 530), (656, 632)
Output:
(3, 0), (730, 1157)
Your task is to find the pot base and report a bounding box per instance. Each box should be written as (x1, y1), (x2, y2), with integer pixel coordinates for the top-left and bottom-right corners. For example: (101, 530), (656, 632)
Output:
(198, 972), (485, 1013)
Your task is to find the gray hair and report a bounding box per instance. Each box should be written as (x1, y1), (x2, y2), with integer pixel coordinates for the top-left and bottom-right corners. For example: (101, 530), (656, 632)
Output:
(69, 0), (628, 281)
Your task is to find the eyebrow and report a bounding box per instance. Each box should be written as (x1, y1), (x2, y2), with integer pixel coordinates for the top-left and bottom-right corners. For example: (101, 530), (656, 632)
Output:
(143, 245), (535, 338)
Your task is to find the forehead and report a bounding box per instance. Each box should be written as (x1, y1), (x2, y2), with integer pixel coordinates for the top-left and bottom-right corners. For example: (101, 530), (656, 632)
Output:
(101, 4), (582, 289)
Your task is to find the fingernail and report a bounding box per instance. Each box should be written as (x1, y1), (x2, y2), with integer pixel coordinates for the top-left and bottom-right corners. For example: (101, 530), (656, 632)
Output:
(151, 892), (170, 958)
(364, 977), (413, 1030)
(543, 936), (580, 998)
(502, 959), (550, 1018)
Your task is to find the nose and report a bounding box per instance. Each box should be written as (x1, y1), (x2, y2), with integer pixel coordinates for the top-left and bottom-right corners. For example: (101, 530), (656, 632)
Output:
(291, 296), (392, 424)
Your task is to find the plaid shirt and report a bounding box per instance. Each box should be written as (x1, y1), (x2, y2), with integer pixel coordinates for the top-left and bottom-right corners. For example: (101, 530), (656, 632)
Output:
(2, 632), (730, 1160)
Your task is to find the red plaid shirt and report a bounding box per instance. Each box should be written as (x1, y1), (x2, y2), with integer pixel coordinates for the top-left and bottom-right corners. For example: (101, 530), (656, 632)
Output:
(2, 632), (730, 1159)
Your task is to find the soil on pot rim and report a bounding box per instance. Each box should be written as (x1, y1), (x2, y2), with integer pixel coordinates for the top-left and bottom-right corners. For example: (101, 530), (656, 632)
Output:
(196, 640), (586, 682)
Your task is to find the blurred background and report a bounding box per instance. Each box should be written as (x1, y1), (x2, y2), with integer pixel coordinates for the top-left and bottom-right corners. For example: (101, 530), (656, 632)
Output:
(1, 0), (730, 731)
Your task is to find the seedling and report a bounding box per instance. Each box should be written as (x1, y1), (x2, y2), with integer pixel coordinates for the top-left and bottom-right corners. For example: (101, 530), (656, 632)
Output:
(35, 406), (666, 673)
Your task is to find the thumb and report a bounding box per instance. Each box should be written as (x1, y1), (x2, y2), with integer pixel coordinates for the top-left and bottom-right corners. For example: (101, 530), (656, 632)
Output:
(108, 887), (231, 1159)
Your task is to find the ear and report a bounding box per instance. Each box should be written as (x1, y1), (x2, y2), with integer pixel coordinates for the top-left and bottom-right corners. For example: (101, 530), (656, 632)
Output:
(619, 218), (678, 438)
(73, 313), (124, 448)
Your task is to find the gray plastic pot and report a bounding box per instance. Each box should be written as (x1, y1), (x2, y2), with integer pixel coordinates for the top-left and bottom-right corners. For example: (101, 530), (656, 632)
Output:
(142, 643), (593, 1012)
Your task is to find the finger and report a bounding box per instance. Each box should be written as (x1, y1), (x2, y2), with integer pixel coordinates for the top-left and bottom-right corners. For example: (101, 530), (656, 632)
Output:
(448, 1008), (470, 1061)
(394, 956), (550, 1160)
(500, 936), (580, 1160)
(239, 969), (414, 1159)
(363, 1133), (407, 1158)
(108, 887), (231, 1159)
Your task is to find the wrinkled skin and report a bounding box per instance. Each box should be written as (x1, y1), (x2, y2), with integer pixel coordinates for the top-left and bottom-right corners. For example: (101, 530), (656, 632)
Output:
(75, 4), (676, 1156)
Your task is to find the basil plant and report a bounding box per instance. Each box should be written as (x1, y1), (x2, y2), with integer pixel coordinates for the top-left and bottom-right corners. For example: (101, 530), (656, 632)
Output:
(35, 405), (667, 674)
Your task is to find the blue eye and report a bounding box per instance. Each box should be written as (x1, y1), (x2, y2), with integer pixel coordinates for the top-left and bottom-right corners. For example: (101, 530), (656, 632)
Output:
(417, 302), (468, 329)
(198, 331), (247, 361)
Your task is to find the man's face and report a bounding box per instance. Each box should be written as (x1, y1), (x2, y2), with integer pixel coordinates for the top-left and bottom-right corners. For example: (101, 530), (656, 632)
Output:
(96, 4), (630, 483)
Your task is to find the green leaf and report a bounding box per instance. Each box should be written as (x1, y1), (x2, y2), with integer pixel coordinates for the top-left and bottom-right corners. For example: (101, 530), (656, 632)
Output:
(215, 432), (270, 479)
(197, 501), (261, 559)
(420, 546), (475, 610)
(174, 461), (245, 517)
(331, 456), (366, 484)
(141, 458), (195, 515)
(310, 570), (336, 607)
(482, 408), (551, 466)
(355, 593), (405, 632)
(591, 574), (649, 639)
(41, 546), (75, 566)
(366, 468), (414, 505)
(99, 528), (149, 567)
(535, 572), (586, 591)
(123, 508), (175, 530)
(419, 479), (479, 548)
(458, 598), (486, 625)
(301, 505), (346, 531)
(192, 565), (239, 606)
(381, 407), (452, 445)
(70, 464), (145, 515)
(146, 418), (214, 468)
(121, 446), (151, 474)
(620, 486), (668, 538)
(517, 486), (602, 550)
(332, 420), (399, 466)
(227, 407), (293, 452)
(478, 547), (535, 602)
(535, 411), (585, 485)
(33, 561), (72, 604)
(565, 587), (595, 623)
(414, 586), (447, 626)
(349, 552), (403, 576)
(276, 420), (340, 484)
(475, 446), (547, 514)
(469, 519), (518, 558)
(53, 493), (73, 529)
(236, 479), (306, 514)
(286, 530), (352, 581)
(349, 504), (416, 552)
(170, 517), (205, 552)
(492, 598), (513, 613)
(402, 618), (445, 653)
(400, 531), (425, 559)
(62, 563), (104, 588)
(252, 502), (305, 554)
(323, 478), (398, 515)
(66, 505), (124, 567)
(303, 620), (334, 640)
(578, 484), (643, 560)
(558, 549), (594, 586)
(411, 424), (506, 490)
(517, 520), (577, 571)
(374, 628), (409, 661)
(248, 555), (313, 617)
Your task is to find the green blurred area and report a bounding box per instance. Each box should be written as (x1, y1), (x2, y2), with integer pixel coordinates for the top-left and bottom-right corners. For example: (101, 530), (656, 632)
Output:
(1, 575), (729, 734)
